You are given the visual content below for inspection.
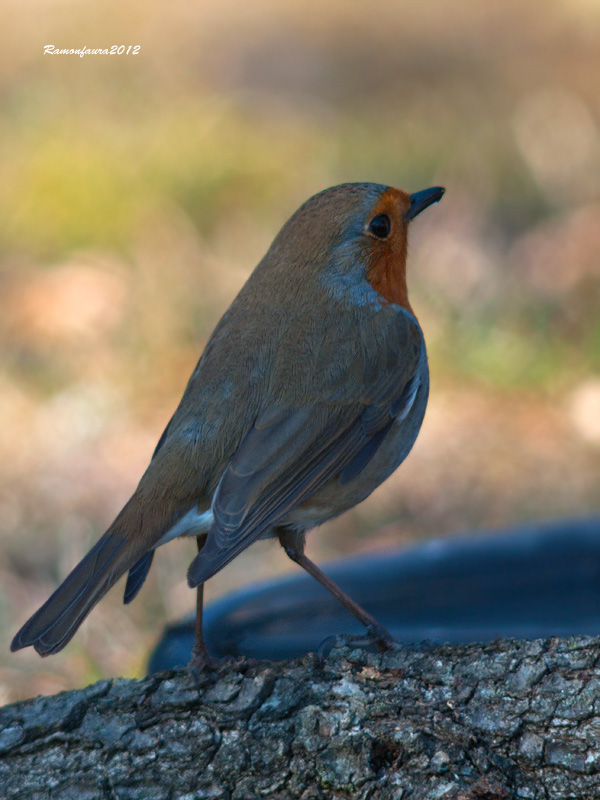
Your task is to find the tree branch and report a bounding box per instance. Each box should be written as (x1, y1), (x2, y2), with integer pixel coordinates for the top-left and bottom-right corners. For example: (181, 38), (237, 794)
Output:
(2, 637), (600, 799)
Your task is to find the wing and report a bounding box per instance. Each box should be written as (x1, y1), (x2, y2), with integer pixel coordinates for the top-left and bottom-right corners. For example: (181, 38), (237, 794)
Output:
(188, 307), (425, 586)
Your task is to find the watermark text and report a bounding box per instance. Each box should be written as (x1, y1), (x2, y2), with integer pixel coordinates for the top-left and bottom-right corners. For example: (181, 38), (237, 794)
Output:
(44, 45), (141, 58)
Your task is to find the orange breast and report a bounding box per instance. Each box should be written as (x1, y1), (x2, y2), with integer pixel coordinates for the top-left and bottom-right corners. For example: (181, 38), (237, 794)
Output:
(366, 247), (412, 312)
(364, 188), (413, 314)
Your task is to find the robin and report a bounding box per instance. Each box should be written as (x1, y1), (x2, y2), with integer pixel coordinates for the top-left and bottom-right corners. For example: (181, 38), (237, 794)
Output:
(11, 182), (444, 666)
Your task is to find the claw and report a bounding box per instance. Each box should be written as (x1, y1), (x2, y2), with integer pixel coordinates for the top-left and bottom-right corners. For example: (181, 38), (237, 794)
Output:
(317, 634), (340, 664)
(317, 626), (398, 664)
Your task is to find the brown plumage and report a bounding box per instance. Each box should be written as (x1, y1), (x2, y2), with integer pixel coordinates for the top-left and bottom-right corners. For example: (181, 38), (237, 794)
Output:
(11, 182), (444, 661)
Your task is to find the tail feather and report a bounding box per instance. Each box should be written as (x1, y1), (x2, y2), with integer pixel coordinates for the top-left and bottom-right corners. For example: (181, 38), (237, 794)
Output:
(123, 551), (155, 605)
(121, 417), (172, 604)
(11, 532), (136, 657)
(12, 455), (191, 657)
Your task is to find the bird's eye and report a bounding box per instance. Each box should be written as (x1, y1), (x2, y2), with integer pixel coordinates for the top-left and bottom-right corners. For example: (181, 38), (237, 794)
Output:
(368, 214), (391, 239)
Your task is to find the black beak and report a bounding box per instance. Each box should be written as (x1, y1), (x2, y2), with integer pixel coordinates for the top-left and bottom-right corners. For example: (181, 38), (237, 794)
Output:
(406, 186), (445, 221)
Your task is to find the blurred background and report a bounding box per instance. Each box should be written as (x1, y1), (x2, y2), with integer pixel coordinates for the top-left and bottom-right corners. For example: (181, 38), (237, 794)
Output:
(1, 0), (599, 701)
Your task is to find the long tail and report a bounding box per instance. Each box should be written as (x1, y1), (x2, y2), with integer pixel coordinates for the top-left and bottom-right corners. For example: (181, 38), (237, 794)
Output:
(10, 528), (147, 656)
(11, 418), (195, 657)
(9, 473), (183, 658)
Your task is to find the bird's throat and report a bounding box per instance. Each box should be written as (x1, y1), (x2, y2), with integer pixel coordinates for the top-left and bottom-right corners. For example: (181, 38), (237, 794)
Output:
(366, 248), (413, 313)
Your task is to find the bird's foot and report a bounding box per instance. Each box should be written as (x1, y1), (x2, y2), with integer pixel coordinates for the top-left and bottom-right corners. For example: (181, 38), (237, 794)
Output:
(187, 643), (217, 692)
(317, 624), (398, 664)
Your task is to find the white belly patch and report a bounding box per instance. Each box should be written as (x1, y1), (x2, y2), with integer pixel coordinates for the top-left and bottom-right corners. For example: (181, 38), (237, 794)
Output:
(155, 507), (214, 548)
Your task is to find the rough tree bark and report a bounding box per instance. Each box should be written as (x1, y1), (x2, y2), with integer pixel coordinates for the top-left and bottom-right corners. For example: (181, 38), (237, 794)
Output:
(1, 637), (600, 800)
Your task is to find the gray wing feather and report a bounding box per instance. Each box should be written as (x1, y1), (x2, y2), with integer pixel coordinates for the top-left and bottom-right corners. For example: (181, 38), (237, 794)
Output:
(188, 308), (425, 587)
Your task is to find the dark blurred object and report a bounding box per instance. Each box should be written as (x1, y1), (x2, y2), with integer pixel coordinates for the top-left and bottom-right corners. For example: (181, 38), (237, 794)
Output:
(148, 517), (600, 672)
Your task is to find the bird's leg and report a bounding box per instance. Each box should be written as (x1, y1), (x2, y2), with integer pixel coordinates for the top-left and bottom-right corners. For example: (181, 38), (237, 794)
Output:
(278, 529), (397, 654)
(189, 534), (212, 669)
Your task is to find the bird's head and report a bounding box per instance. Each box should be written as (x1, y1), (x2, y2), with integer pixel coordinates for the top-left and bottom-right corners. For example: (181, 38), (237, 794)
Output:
(260, 182), (444, 314)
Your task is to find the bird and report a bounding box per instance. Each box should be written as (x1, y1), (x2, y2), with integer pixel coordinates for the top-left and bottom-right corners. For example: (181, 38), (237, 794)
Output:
(11, 181), (444, 666)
